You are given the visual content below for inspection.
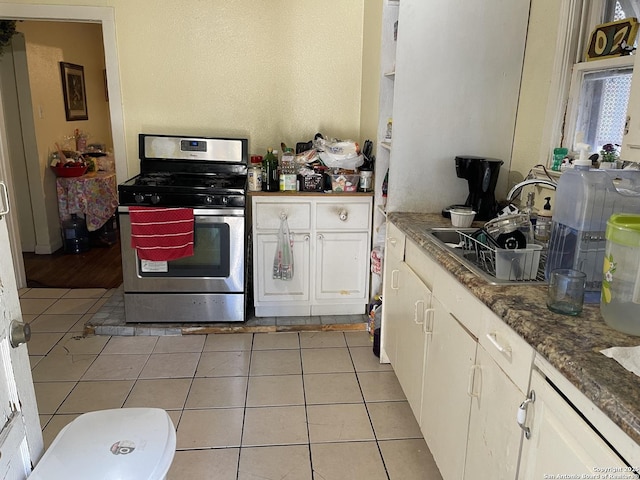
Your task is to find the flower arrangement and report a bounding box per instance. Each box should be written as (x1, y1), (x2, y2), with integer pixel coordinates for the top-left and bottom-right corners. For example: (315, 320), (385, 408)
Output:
(599, 143), (620, 164)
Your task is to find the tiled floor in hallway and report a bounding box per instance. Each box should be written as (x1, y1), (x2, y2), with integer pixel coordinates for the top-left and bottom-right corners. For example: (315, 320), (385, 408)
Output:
(22, 287), (442, 480)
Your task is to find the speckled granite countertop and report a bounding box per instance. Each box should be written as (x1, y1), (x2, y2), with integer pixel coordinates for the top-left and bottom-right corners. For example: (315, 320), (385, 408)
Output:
(388, 212), (640, 446)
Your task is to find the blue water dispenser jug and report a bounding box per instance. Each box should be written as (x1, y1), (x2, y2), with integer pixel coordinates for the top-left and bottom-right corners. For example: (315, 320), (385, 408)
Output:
(545, 167), (640, 303)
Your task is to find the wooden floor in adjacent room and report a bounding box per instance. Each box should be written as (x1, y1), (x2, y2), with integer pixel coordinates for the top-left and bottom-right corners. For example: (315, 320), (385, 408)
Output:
(22, 237), (123, 289)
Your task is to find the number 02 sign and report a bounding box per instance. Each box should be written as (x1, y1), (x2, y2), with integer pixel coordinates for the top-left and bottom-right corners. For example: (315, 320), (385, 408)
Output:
(586, 17), (639, 61)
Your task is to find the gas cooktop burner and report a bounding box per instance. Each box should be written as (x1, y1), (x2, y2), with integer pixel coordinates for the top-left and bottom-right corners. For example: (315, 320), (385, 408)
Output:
(118, 134), (248, 209)
(133, 173), (173, 186)
(131, 173), (241, 189)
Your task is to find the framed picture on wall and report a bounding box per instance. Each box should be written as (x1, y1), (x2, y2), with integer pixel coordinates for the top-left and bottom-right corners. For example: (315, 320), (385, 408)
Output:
(60, 62), (88, 121)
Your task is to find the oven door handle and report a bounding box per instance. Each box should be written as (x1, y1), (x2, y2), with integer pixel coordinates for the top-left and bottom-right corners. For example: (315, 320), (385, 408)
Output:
(118, 206), (245, 216)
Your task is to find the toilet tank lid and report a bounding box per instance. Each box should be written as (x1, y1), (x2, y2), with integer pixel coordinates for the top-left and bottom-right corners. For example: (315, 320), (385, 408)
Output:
(30, 408), (176, 480)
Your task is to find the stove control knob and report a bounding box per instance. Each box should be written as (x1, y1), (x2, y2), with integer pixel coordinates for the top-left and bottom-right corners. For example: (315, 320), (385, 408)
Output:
(150, 194), (161, 205)
(204, 196), (214, 205)
(134, 194), (145, 203)
(221, 196), (229, 205)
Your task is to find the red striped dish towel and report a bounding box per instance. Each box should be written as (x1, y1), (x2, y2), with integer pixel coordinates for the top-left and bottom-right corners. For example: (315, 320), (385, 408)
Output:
(129, 207), (194, 261)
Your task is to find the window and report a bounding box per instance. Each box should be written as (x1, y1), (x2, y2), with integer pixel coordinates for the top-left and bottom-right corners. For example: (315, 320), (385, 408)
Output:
(563, 0), (639, 155)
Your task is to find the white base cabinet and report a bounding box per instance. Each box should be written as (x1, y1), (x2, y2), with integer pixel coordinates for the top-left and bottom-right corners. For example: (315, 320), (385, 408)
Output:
(380, 221), (406, 365)
(382, 219), (639, 480)
(394, 261), (431, 422)
(518, 367), (627, 479)
(251, 195), (372, 317)
(463, 345), (526, 480)
(420, 294), (477, 480)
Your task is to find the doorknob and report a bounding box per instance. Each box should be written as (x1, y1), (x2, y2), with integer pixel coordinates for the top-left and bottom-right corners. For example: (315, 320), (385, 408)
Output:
(0, 181), (10, 217)
(10, 320), (31, 348)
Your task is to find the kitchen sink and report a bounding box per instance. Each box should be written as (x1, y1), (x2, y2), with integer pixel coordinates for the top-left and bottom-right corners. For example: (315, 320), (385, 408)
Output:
(424, 227), (548, 285)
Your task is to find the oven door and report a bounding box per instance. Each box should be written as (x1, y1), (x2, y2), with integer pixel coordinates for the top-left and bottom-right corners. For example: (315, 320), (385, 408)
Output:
(119, 207), (245, 293)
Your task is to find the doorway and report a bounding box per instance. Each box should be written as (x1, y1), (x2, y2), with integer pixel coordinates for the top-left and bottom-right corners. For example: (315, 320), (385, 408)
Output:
(0, 4), (128, 290)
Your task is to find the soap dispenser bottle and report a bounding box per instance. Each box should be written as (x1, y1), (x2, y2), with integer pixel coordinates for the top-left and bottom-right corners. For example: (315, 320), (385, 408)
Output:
(535, 197), (553, 244)
(522, 191), (538, 243)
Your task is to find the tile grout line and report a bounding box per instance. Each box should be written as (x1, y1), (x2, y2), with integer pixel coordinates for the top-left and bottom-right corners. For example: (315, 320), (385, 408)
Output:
(234, 332), (255, 479)
(297, 332), (316, 479)
(346, 338), (393, 480)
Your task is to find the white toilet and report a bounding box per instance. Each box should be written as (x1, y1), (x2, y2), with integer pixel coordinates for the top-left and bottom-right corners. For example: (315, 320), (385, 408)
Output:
(29, 408), (176, 480)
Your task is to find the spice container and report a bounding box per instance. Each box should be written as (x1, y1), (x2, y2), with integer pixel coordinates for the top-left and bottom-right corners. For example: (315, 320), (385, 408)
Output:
(248, 155), (263, 192)
(359, 169), (373, 192)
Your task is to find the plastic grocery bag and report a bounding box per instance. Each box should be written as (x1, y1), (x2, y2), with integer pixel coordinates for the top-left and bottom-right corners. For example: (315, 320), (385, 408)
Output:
(314, 137), (364, 170)
(273, 215), (294, 280)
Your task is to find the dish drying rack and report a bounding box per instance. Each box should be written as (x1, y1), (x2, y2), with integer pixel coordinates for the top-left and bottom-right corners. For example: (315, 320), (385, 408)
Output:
(457, 231), (547, 282)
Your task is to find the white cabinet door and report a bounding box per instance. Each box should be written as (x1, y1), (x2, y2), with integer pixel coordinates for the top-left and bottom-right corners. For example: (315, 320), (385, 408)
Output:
(518, 369), (627, 480)
(394, 261), (431, 422)
(315, 231), (369, 302)
(255, 232), (310, 303)
(463, 345), (524, 480)
(380, 239), (403, 365)
(420, 295), (477, 480)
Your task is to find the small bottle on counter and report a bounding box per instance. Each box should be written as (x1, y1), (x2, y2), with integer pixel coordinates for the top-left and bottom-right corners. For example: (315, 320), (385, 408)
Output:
(522, 191), (538, 243)
(359, 168), (373, 192)
(248, 155), (263, 192)
(535, 197), (553, 244)
(262, 148), (279, 192)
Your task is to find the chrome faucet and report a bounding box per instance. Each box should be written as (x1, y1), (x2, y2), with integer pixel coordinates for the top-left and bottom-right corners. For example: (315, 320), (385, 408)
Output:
(506, 178), (557, 203)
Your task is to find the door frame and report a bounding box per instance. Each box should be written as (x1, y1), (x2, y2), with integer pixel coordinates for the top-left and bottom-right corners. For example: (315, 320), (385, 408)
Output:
(0, 3), (128, 289)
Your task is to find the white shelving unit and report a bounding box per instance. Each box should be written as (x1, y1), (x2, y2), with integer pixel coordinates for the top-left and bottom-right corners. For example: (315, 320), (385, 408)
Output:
(371, 0), (400, 299)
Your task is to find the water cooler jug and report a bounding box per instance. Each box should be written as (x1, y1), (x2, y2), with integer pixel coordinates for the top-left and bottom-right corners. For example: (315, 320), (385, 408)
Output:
(62, 214), (90, 254)
(545, 167), (640, 303)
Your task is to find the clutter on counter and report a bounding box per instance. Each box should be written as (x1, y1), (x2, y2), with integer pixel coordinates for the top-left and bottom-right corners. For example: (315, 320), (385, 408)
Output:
(49, 132), (115, 176)
(254, 133), (376, 194)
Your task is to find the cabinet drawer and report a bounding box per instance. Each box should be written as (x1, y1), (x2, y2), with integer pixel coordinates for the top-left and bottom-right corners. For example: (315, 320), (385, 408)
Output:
(254, 201), (311, 230)
(315, 200), (371, 230)
(405, 239), (437, 290)
(480, 310), (534, 393)
(433, 268), (485, 338)
(386, 221), (406, 262)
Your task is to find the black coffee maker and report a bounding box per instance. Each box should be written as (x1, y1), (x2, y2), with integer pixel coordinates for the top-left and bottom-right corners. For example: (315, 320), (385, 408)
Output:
(444, 155), (503, 221)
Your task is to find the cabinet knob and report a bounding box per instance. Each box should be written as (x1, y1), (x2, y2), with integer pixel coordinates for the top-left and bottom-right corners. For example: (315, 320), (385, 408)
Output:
(339, 210), (348, 221)
(0, 181), (9, 217)
(317, 234), (324, 241)
(10, 320), (31, 348)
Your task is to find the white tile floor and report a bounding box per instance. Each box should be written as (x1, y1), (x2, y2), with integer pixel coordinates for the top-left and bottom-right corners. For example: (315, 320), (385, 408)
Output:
(21, 287), (443, 480)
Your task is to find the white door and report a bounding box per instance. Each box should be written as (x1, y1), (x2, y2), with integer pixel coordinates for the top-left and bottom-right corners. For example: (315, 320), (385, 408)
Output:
(0, 181), (43, 479)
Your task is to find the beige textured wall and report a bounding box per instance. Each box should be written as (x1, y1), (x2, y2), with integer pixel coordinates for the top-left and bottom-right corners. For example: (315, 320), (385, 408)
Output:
(6, 0), (366, 173)
(17, 21), (112, 159)
(510, 0), (562, 186)
(360, 0), (383, 147)
(112, 0), (365, 162)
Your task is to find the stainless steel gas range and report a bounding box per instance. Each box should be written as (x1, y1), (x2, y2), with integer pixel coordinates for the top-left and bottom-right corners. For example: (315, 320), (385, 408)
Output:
(118, 134), (248, 323)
